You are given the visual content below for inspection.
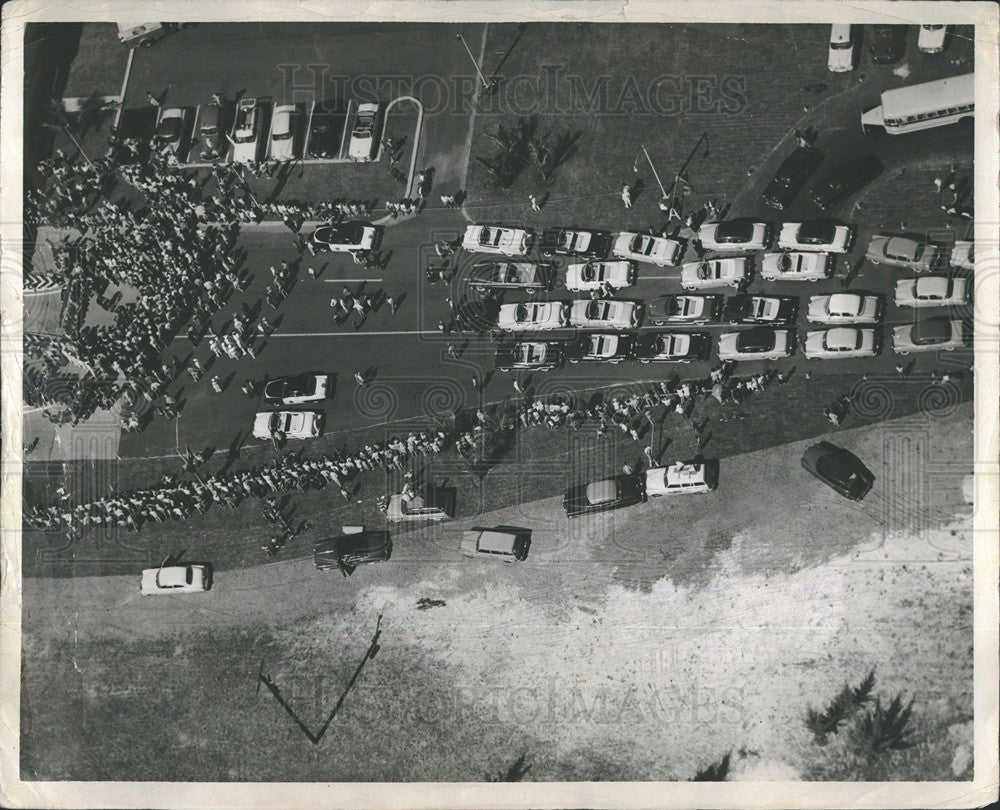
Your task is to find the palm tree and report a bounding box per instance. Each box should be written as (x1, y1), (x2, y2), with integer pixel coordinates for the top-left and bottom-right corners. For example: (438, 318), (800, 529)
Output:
(42, 93), (119, 167)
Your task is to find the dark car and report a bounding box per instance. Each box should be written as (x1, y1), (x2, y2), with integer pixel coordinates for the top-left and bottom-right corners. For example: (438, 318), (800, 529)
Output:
(109, 106), (158, 163)
(564, 474), (647, 517)
(869, 25), (907, 64)
(539, 228), (612, 259)
(566, 332), (636, 363)
(651, 294), (723, 325)
(634, 331), (712, 362)
(314, 530), (392, 576)
(494, 340), (565, 371)
(810, 155), (884, 211)
(801, 441), (875, 500)
(307, 102), (348, 159)
(723, 294), (799, 325)
(762, 146), (824, 209)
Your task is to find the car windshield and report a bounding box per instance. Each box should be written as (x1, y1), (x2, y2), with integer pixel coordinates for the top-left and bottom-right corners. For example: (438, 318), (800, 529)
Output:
(750, 297), (775, 319)
(514, 303), (529, 322)
(697, 262), (717, 280)
(581, 264), (598, 282)
(629, 234), (650, 254)
(585, 301), (607, 320)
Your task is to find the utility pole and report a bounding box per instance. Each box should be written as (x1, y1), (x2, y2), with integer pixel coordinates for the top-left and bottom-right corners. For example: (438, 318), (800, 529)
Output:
(457, 33), (497, 94)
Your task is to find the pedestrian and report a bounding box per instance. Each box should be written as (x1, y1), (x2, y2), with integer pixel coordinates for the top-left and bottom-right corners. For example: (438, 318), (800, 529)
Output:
(385, 295), (397, 315)
(354, 370), (366, 386)
(529, 194), (540, 212)
(446, 343), (457, 358)
(471, 375), (479, 390)
(211, 375), (223, 393)
(933, 176), (943, 194)
(621, 183), (632, 209)
(212, 92), (223, 105)
(895, 364), (905, 377)
(241, 380), (255, 397)
(513, 379), (522, 393)
(146, 91), (161, 107)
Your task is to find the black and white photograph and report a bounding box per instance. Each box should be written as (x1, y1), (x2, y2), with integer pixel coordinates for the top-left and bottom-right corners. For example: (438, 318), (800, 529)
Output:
(1, 1), (997, 808)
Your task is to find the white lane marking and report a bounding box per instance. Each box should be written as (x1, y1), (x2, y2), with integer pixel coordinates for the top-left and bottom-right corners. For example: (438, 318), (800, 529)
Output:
(271, 330), (431, 337)
(322, 278), (384, 283)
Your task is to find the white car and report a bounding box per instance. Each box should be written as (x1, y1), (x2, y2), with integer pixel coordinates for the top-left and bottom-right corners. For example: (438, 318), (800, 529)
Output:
(950, 241), (974, 270)
(645, 460), (717, 496)
(231, 97), (261, 164)
(761, 251), (832, 281)
(804, 327), (879, 359)
(828, 24), (856, 72)
(311, 222), (380, 252)
(497, 301), (568, 332)
(262, 374), (330, 404)
(680, 257), (748, 289)
(892, 318), (965, 354)
(141, 563), (211, 594)
(808, 293), (883, 324)
(252, 410), (324, 440)
(348, 102), (379, 161)
(565, 261), (636, 292)
(699, 220), (771, 252)
(866, 235), (939, 272)
(718, 327), (794, 361)
(778, 222), (853, 253)
(151, 107), (189, 156)
(568, 299), (642, 329)
(917, 24), (948, 54)
(895, 276), (969, 308)
(462, 225), (531, 256)
(268, 104), (297, 161)
(612, 231), (682, 266)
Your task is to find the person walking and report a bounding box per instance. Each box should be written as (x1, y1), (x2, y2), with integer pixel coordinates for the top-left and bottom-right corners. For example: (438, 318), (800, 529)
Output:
(353, 370), (366, 386)
(621, 183), (633, 209)
(210, 375), (223, 393)
(529, 194), (541, 212)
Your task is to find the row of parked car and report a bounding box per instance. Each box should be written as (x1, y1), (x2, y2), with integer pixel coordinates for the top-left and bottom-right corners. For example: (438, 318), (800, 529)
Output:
(827, 24), (952, 73)
(132, 97), (382, 165)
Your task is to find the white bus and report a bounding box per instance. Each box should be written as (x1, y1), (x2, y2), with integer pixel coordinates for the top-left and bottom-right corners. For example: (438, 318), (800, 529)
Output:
(862, 73), (974, 135)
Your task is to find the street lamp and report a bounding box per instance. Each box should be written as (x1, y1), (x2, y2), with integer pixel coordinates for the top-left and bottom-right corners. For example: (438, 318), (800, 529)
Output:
(456, 33), (498, 95)
(637, 144), (670, 211)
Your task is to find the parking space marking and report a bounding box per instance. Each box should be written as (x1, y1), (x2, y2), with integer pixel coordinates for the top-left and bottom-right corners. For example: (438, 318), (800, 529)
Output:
(271, 330), (430, 338)
(322, 277), (384, 283)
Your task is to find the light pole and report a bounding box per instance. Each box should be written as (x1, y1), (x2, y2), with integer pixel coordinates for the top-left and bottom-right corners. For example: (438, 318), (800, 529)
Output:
(456, 33), (497, 94)
(637, 144), (670, 211)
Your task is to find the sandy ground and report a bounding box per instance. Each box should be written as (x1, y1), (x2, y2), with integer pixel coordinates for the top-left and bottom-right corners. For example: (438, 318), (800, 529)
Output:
(19, 404), (974, 781)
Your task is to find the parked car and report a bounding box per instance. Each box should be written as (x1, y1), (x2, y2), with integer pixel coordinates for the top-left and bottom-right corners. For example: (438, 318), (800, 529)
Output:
(804, 327), (880, 359)
(892, 317), (965, 354)
(568, 299), (642, 329)
(307, 104), (345, 158)
(699, 220), (771, 252)
(462, 225), (531, 256)
(718, 327), (794, 361)
(778, 221), (854, 253)
(894, 276), (968, 308)
(252, 410), (324, 440)
(810, 155), (883, 210)
(762, 146), (824, 209)
(866, 235), (940, 272)
(469, 261), (554, 293)
(563, 474), (646, 517)
(461, 527), (530, 562)
(808, 293), (883, 324)
(566, 332), (635, 363)
(645, 460), (718, 497)
(262, 374), (331, 404)
(828, 24), (856, 72)
(723, 294), (799, 325)
(760, 251), (833, 282)
(385, 486), (454, 523)
(917, 24), (948, 54)
(634, 331), (711, 363)
(311, 222), (381, 252)
(869, 25), (907, 64)
(497, 301), (569, 332)
(140, 562), (212, 594)
(348, 102), (380, 161)
(231, 97), (261, 163)
(110, 106), (158, 164)
(651, 294), (722, 325)
(193, 100), (225, 161)
(152, 107), (190, 157)
(801, 441), (875, 500)
(269, 104), (298, 161)
(950, 241), (974, 270)
(314, 528), (391, 575)
(565, 260), (636, 292)
(680, 257), (749, 289)
(612, 231), (682, 266)
(539, 228), (611, 259)
(494, 340), (565, 371)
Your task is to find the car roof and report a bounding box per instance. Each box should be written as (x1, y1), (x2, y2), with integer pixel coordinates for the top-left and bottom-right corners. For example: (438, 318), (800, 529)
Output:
(716, 220), (754, 240)
(885, 237), (920, 259)
(736, 327), (776, 351)
(828, 293), (861, 312)
(797, 221), (836, 242)
(586, 480), (617, 503)
(913, 317), (952, 343)
(825, 327), (860, 348)
(915, 276), (950, 297)
(474, 530), (517, 553)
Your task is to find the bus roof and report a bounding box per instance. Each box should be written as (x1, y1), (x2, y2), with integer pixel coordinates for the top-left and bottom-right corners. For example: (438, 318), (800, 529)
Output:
(881, 73), (974, 120)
